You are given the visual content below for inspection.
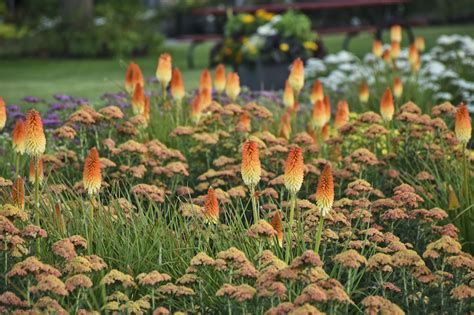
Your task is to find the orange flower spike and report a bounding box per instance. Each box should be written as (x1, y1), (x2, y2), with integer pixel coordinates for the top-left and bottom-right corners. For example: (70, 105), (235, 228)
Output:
(143, 96), (151, 124)
(200, 87), (212, 110)
(226, 72), (241, 102)
(24, 110), (46, 157)
(288, 58), (304, 93)
(190, 94), (203, 123)
(311, 100), (326, 129)
(132, 84), (145, 115)
(390, 41), (400, 59)
(83, 147), (102, 195)
(279, 111), (292, 140)
(359, 82), (369, 103)
(380, 87), (395, 122)
(415, 36), (425, 52)
(390, 24), (402, 43)
(284, 146), (304, 195)
(238, 112), (251, 133)
(334, 100), (349, 129)
(316, 163), (334, 217)
(408, 44), (419, 65)
(29, 158), (44, 185)
(204, 187), (220, 224)
(214, 64), (226, 95)
(393, 77), (403, 99)
(382, 49), (392, 65)
(199, 69), (212, 93)
(323, 95), (331, 124)
(372, 40), (383, 57)
(310, 80), (324, 104)
(455, 103), (472, 144)
(321, 123), (330, 141)
(12, 119), (27, 155)
(0, 97), (6, 131)
(283, 80), (295, 109)
(125, 63), (144, 94)
(270, 212), (283, 247)
(156, 53), (172, 88)
(241, 140), (261, 188)
(170, 68), (185, 103)
(12, 176), (25, 210)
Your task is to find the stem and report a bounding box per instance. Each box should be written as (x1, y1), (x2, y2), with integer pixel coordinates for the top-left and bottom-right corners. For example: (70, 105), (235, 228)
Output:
(250, 185), (258, 223)
(34, 156), (41, 255)
(285, 194), (296, 263)
(314, 215), (325, 254)
(15, 154), (21, 178)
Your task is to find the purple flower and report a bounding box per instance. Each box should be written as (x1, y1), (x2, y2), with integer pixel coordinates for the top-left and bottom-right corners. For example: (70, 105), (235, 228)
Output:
(54, 94), (73, 102)
(7, 105), (21, 113)
(9, 112), (26, 121)
(22, 96), (43, 103)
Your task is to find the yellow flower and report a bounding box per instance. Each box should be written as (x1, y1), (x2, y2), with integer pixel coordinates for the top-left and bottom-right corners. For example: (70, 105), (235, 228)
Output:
(240, 14), (255, 24)
(304, 41), (318, 51)
(256, 9), (273, 21)
(279, 43), (289, 52)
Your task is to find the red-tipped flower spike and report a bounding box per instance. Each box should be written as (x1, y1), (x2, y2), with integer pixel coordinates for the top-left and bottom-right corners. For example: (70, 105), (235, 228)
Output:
(334, 100), (349, 129)
(279, 111), (292, 140)
(83, 147), (102, 195)
(125, 63), (144, 94)
(190, 94), (203, 123)
(288, 58), (304, 93)
(214, 64), (226, 95)
(143, 96), (150, 125)
(238, 112), (251, 133)
(132, 84), (145, 115)
(316, 164), (334, 217)
(170, 68), (185, 103)
(310, 80), (324, 104)
(380, 87), (394, 122)
(199, 69), (212, 93)
(393, 77), (403, 99)
(284, 146), (304, 195)
(204, 187), (219, 224)
(390, 41), (400, 59)
(270, 212), (283, 247)
(156, 53), (172, 87)
(382, 49), (392, 65)
(12, 119), (27, 155)
(359, 82), (369, 103)
(390, 25), (402, 43)
(200, 87), (212, 110)
(372, 40), (383, 57)
(0, 97), (6, 131)
(24, 110), (46, 157)
(29, 158), (44, 185)
(226, 72), (241, 102)
(408, 44), (419, 65)
(241, 140), (261, 187)
(455, 103), (472, 144)
(323, 95), (331, 124)
(311, 100), (326, 129)
(12, 176), (25, 210)
(283, 80), (295, 109)
(415, 36), (425, 52)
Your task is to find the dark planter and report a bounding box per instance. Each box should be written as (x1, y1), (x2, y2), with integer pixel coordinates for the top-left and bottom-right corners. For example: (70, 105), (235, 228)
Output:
(236, 61), (290, 91)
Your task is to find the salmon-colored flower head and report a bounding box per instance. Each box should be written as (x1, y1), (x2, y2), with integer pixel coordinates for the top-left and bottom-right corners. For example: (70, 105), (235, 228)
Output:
(279, 110), (292, 140)
(226, 72), (241, 102)
(270, 212), (283, 247)
(372, 40), (383, 57)
(214, 64), (226, 94)
(359, 82), (369, 103)
(0, 97), (6, 131)
(190, 94), (203, 123)
(199, 69), (212, 93)
(321, 123), (330, 142)
(283, 80), (295, 109)
(12, 119), (27, 154)
(204, 187), (219, 223)
(310, 80), (324, 104)
(415, 36), (425, 52)
(200, 87), (212, 110)
(83, 147), (102, 195)
(241, 140), (261, 187)
(334, 100), (350, 129)
(289, 58), (304, 93)
(408, 44), (419, 65)
(24, 110), (46, 157)
(171, 68), (185, 103)
(390, 25), (402, 43)
(156, 53), (172, 87)
(132, 84), (145, 115)
(316, 163), (334, 217)
(323, 95), (331, 124)
(29, 158), (44, 185)
(311, 100), (326, 129)
(380, 87), (394, 122)
(125, 63), (144, 94)
(12, 176), (25, 210)
(390, 41), (400, 59)
(455, 103), (472, 144)
(393, 77), (403, 99)
(284, 146), (304, 195)
(382, 49), (392, 64)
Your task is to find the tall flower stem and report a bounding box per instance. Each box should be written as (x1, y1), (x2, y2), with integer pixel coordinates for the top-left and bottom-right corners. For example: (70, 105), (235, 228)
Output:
(314, 215), (325, 254)
(162, 83), (168, 103)
(250, 185), (258, 223)
(15, 154), (21, 178)
(33, 156), (41, 255)
(285, 193), (297, 262)
(385, 121), (392, 155)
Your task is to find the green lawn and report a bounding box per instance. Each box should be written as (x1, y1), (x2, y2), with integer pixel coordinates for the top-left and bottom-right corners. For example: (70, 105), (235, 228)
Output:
(1, 24), (474, 105)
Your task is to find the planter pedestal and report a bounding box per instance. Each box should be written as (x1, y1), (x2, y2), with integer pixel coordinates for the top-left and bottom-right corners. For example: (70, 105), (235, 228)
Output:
(236, 61), (290, 91)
